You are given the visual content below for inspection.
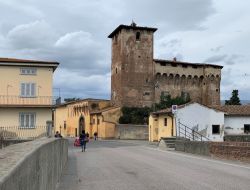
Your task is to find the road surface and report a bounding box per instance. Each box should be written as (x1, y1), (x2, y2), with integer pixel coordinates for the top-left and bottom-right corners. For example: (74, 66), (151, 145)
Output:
(57, 139), (250, 190)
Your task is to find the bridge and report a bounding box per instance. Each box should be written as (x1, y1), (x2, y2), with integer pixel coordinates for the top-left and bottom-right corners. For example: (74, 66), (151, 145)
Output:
(1, 138), (250, 190)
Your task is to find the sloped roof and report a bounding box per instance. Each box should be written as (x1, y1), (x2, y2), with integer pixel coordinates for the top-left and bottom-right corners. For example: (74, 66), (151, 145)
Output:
(152, 102), (224, 115)
(210, 105), (250, 116)
(0, 57), (59, 71)
(0, 57), (59, 64)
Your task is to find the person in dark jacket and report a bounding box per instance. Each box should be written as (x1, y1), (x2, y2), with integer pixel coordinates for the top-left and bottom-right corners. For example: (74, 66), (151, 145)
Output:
(79, 130), (87, 152)
(94, 132), (98, 140)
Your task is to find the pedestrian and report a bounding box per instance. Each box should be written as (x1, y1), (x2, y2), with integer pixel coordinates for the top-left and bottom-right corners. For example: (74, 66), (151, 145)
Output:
(94, 132), (98, 140)
(55, 131), (62, 138)
(79, 130), (87, 152)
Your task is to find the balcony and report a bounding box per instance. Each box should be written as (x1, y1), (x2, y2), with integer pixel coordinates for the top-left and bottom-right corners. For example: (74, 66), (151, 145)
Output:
(0, 95), (59, 107)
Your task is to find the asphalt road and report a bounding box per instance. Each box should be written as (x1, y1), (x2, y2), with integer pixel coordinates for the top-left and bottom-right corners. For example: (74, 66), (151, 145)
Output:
(57, 139), (250, 190)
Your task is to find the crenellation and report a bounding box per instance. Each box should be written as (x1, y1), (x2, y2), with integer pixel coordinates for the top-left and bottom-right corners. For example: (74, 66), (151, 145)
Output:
(109, 24), (222, 107)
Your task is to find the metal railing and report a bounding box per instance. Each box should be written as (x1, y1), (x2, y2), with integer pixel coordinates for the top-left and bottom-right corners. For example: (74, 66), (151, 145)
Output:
(0, 126), (49, 149)
(178, 121), (210, 141)
(0, 95), (58, 106)
(0, 126), (47, 140)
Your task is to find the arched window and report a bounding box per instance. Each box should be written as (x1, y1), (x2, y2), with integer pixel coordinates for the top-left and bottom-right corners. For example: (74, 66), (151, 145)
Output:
(136, 32), (140, 41)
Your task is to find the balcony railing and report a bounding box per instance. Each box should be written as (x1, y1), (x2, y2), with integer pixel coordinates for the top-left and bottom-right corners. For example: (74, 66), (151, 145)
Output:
(0, 95), (58, 106)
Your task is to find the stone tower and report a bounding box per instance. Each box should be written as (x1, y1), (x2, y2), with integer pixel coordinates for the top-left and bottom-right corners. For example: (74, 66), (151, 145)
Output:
(108, 23), (157, 107)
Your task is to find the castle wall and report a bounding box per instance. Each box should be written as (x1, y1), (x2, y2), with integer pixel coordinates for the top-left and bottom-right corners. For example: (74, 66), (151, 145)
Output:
(154, 62), (221, 105)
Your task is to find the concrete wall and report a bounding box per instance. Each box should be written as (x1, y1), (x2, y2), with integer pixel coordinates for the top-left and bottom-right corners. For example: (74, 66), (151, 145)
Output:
(224, 135), (250, 142)
(224, 116), (250, 135)
(176, 103), (225, 141)
(0, 138), (68, 190)
(0, 139), (32, 149)
(175, 139), (250, 163)
(175, 140), (210, 156)
(115, 124), (148, 140)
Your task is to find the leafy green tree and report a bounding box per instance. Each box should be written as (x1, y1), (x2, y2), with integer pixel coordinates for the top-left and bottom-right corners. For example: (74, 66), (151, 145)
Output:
(225, 90), (241, 105)
(119, 107), (152, 124)
(153, 93), (190, 111)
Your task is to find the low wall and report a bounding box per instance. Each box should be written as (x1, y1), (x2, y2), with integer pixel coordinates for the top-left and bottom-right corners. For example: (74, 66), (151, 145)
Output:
(224, 135), (250, 142)
(0, 138), (68, 190)
(115, 124), (148, 140)
(175, 140), (210, 156)
(210, 142), (250, 163)
(175, 140), (250, 163)
(0, 139), (32, 149)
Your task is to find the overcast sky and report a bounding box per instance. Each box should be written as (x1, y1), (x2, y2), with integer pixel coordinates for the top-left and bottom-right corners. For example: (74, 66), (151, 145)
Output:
(0, 0), (249, 101)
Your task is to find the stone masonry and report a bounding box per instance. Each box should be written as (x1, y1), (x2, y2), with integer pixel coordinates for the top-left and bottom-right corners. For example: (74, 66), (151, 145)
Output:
(108, 23), (223, 107)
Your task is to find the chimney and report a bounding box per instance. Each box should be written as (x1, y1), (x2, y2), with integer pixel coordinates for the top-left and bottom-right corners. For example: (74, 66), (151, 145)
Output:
(173, 57), (177, 62)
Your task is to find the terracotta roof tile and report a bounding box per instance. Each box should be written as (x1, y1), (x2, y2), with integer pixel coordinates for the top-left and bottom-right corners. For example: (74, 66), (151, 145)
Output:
(210, 105), (250, 116)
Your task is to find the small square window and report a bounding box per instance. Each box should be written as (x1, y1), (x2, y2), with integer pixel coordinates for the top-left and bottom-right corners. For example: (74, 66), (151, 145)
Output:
(244, 124), (250, 134)
(212, 125), (220, 134)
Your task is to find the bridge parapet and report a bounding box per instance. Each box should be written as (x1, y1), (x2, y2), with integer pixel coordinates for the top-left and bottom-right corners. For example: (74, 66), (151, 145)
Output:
(0, 137), (68, 190)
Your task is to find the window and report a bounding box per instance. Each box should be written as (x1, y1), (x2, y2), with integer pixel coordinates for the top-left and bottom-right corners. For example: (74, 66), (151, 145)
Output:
(136, 32), (140, 41)
(20, 83), (36, 97)
(93, 118), (95, 124)
(20, 68), (37, 75)
(212, 125), (220, 134)
(97, 118), (100, 125)
(143, 92), (150, 96)
(164, 118), (167, 126)
(244, 124), (250, 134)
(115, 67), (118, 74)
(19, 113), (36, 128)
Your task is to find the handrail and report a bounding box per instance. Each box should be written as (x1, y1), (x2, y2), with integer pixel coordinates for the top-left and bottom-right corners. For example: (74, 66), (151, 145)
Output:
(178, 121), (210, 141)
(0, 95), (59, 106)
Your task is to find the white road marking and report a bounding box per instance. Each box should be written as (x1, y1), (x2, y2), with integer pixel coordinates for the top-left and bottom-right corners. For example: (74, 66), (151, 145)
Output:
(144, 146), (250, 170)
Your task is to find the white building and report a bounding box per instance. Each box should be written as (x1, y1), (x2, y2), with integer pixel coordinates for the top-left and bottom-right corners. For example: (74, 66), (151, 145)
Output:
(153, 102), (250, 142)
(212, 105), (250, 135)
(174, 103), (225, 141)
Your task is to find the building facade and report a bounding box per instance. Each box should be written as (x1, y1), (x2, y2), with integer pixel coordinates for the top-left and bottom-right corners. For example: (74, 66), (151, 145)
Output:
(0, 58), (59, 138)
(149, 103), (225, 142)
(54, 99), (121, 138)
(109, 23), (223, 107)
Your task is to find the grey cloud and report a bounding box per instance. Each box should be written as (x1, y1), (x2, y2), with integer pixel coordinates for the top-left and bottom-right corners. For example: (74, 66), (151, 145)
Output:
(210, 46), (223, 52)
(53, 69), (110, 99)
(205, 54), (243, 66)
(122, 0), (215, 32)
(204, 54), (227, 63)
(7, 20), (56, 49)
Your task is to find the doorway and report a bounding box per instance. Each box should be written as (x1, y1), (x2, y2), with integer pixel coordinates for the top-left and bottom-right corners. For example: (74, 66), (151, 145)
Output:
(79, 115), (85, 135)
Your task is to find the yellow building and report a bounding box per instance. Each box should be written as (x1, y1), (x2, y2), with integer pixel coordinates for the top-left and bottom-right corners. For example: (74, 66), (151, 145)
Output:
(149, 108), (176, 142)
(54, 99), (121, 138)
(0, 58), (59, 138)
